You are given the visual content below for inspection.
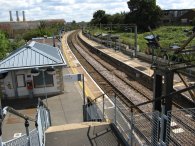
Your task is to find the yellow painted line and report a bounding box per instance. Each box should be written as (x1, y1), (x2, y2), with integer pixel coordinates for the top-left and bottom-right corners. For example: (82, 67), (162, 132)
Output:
(61, 34), (95, 99)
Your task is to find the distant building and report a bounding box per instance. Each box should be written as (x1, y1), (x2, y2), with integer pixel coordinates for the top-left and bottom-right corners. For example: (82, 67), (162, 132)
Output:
(0, 41), (66, 99)
(0, 11), (65, 38)
(0, 19), (65, 38)
(161, 9), (195, 24)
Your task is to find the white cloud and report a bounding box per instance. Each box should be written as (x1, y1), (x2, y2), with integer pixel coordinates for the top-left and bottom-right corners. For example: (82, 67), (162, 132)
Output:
(0, 0), (195, 22)
(157, 0), (195, 9)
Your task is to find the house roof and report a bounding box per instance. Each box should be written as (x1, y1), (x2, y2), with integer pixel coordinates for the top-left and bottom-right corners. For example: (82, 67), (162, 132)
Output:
(0, 41), (66, 71)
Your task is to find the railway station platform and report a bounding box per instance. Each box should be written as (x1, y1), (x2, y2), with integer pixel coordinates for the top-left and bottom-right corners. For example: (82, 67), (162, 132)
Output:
(78, 31), (195, 102)
(1, 31), (195, 146)
(42, 32), (125, 146)
(1, 32), (105, 142)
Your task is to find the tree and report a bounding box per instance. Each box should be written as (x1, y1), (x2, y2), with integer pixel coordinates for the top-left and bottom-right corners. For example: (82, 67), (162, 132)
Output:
(110, 13), (125, 24)
(0, 31), (10, 59)
(91, 10), (108, 25)
(126, 0), (162, 31)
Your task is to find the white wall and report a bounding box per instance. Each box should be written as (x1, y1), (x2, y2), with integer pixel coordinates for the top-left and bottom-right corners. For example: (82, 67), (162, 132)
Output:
(1, 69), (61, 99)
(3, 72), (15, 98)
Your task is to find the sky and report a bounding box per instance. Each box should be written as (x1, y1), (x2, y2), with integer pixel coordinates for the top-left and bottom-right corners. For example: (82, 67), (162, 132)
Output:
(0, 0), (195, 22)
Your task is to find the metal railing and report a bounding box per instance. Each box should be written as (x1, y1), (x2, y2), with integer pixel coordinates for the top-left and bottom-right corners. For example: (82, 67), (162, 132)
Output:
(165, 108), (195, 146)
(84, 90), (195, 146)
(1, 98), (51, 146)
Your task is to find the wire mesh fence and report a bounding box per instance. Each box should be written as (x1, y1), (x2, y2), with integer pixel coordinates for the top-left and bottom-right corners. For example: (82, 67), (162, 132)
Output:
(2, 100), (51, 146)
(3, 129), (39, 146)
(86, 92), (195, 146)
(166, 108), (195, 146)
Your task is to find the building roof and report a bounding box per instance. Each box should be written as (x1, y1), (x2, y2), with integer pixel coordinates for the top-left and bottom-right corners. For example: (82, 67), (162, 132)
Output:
(0, 41), (66, 71)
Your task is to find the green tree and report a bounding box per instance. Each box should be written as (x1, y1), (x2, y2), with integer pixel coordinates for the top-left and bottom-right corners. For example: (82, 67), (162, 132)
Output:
(0, 31), (10, 59)
(126, 0), (162, 31)
(110, 12), (125, 24)
(91, 10), (108, 25)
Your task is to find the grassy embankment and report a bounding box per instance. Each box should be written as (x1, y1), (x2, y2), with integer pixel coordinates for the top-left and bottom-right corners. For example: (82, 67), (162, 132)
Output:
(89, 26), (195, 53)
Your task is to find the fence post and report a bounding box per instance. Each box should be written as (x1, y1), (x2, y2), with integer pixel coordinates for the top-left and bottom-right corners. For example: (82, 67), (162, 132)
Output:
(25, 120), (30, 146)
(114, 93), (117, 125)
(47, 109), (52, 127)
(103, 94), (105, 120)
(35, 121), (41, 146)
(159, 104), (167, 146)
(130, 108), (134, 146)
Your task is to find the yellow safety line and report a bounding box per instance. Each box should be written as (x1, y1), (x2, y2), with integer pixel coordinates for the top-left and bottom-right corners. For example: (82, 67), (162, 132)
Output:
(61, 34), (94, 99)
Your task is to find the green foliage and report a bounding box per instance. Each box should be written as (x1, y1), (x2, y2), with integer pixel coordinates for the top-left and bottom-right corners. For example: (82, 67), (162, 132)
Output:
(89, 26), (195, 53)
(192, 17), (195, 26)
(91, 10), (126, 25)
(126, 0), (162, 31)
(0, 30), (10, 59)
(91, 10), (107, 25)
(22, 24), (63, 41)
(10, 38), (26, 51)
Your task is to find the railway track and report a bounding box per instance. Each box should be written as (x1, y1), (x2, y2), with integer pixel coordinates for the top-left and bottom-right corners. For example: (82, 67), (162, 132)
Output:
(67, 30), (195, 145)
(68, 31), (152, 113)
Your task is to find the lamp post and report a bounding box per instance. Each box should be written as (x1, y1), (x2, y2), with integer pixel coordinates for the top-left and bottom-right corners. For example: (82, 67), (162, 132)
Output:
(31, 67), (55, 107)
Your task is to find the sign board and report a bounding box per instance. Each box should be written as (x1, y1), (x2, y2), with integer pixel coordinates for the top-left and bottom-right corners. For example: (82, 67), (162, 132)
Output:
(63, 74), (83, 82)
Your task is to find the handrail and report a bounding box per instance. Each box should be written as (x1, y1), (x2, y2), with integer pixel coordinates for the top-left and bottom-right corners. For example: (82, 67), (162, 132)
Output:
(129, 84), (195, 109)
(3, 106), (36, 122)
(86, 89), (119, 105)
(87, 82), (195, 112)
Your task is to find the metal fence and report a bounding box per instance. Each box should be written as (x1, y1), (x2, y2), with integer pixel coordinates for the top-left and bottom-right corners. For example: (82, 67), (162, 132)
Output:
(37, 106), (51, 146)
(1, 99), (51, 146)
(3, 129), (39, 146)
(85, 92), (195, 146)
(165, 108), (195, 146)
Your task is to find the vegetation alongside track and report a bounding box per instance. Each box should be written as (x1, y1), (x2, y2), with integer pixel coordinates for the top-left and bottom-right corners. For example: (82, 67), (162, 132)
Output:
(87, 25), (195, 53)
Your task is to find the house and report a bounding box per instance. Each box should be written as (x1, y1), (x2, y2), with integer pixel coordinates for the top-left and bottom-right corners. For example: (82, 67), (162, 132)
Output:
(179, 9), (195, 24)
(161, 9), (195, 24)
(0, 41), (66, 99)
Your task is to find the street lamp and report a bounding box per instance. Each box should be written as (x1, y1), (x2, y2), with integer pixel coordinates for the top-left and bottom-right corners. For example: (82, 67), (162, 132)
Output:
(31, 67), (55, 107)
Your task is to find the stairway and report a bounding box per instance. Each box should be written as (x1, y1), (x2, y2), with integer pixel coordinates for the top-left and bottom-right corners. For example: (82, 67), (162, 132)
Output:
(45, 122), (125, 146)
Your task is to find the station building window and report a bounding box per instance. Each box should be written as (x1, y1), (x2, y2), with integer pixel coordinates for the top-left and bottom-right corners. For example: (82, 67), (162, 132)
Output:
(33, 72), (54, 88)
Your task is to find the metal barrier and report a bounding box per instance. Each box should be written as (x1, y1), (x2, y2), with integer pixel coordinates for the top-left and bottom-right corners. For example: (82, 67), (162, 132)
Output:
(3, 129), (39, 146)
(1, 98), (51, 146)
(85, 90), (195, 146)
(165, 108), (195, 146)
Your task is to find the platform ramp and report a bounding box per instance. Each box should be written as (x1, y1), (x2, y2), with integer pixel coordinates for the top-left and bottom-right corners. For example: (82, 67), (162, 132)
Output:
(45, 122), (125, 146)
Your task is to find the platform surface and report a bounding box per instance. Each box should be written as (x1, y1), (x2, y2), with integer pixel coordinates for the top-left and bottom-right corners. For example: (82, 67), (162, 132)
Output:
(45, 122), (124, 146)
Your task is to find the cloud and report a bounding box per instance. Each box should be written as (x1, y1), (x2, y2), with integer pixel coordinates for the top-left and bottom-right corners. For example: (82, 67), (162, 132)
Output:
(0, 0), (195, 22)
(157, 0), (195, 9)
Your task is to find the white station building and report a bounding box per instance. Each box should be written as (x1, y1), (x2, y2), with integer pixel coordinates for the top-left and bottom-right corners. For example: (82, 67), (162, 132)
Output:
(0, 41), (66, 99)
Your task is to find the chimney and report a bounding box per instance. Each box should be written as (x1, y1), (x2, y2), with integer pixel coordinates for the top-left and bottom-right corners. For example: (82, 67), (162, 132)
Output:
(16, 11), (19, 21)
(22, 11), (26, 21)
(9, 11), (13, 21)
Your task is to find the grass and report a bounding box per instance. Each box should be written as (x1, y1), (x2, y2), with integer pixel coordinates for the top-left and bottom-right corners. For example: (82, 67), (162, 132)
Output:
(87, 26), (195, 53)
